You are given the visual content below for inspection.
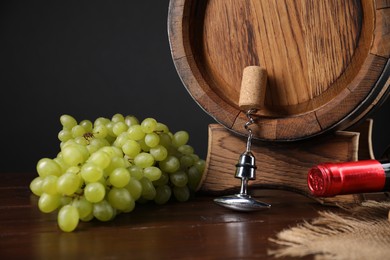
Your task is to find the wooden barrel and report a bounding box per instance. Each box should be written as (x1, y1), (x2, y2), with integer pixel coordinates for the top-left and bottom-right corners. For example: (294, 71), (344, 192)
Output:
(168, 0), (389, 141)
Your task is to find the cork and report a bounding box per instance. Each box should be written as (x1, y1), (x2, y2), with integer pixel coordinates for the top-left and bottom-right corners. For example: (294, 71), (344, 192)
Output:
(239, 66), (267, 111)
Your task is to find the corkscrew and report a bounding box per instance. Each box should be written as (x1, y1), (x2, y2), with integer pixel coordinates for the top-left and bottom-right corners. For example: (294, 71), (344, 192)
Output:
(214, 66), (271, 212)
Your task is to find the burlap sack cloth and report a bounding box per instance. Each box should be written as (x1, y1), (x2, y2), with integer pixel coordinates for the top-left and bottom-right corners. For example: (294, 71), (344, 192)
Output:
(268, 200), (390, 259)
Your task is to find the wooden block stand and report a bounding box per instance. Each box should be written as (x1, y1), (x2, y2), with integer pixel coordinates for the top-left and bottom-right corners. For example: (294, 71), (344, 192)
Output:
(198, 119), (380, 205)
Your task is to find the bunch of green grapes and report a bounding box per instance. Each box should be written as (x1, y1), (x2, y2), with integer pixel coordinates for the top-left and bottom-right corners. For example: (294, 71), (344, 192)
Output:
(29, 114), (205, 232)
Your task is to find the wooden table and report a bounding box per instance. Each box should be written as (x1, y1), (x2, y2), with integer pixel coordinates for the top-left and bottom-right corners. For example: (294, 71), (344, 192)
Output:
(0, 172), (331, 259)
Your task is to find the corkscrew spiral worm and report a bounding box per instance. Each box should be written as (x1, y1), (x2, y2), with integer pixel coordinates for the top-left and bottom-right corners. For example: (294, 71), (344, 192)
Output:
(244, 108), (257, 153)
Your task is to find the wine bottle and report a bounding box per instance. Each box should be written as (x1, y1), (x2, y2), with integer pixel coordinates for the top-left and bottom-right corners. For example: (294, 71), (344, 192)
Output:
(307, 159), (390, 197)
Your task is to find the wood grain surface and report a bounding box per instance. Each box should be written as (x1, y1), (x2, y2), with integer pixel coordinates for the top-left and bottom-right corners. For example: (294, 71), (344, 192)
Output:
(168, 0), (390, 141)
(0, 172), (330, 259)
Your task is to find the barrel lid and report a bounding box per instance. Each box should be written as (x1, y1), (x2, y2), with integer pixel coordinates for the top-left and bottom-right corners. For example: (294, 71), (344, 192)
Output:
(168, 0), (390, 141)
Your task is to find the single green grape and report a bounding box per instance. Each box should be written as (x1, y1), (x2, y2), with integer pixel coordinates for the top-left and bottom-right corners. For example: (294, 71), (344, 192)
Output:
(113, 121), (128, 136)
(172, 131), (189, 147)
(143, 166), (162, 181)
(72, 196), (93, 219)
(124, 115), (139, 127)
(84, 182), (106, 203)
(57, 205), (79, 232)
(128, 165), (143, 180)
(61, 144), (88, 167)
(173, 186), (190, 202)
(92, 124), (108, 139)
(109, 167), (131, 188)
(87, 150), (111, 169)
(79, 119), (93, 132)
(134, 152), (155, 168)
(155, 122), (169, 133)
(180, 155), (194, 169)
(107, 187), (134, 212)
(122, 140), (141, 159)
(127, 125), (145, 141)
(89, 138), (110, 149)
(60, 114), (77, 130)
(178, 144), (194, 155)
(144, 133), (160, 148)
(170, 170), (188, 187)
(30, 176), (44, 196)
(154, 185), (172, 205)
(158, 133), (172, 148)
(105, 121), (116, 137)
(139, 177), (156, 200)
(38, 193), (61, 213)
(80, 163), (104, 183)
(36, 158), (62, 177)
(111, 113), (125, 123)
(41, 175), (59, 195)
(141, 118), (157, 134)
(195, 159), (206, 173)
(94, 117), (110, 126)
(71, 125), (87, 138)
(125, 178), (142, 201)
(159, 155), (180, 173)
(58, 129), (72, 142)
(187, 166), (202, 191)
(190, 154), (200, 162)
(74, 136), (89, 146)
(57, 172), (81, 196)
(93, 200), (115, 222)
(149, 145), (168, 161)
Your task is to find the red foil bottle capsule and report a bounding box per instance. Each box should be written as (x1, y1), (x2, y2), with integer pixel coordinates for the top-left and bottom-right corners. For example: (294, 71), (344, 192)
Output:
(307, 160), (390, 197)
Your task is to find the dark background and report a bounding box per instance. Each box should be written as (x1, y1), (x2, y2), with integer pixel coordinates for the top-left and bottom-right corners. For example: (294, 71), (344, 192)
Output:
(0, 1), (389, 173)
